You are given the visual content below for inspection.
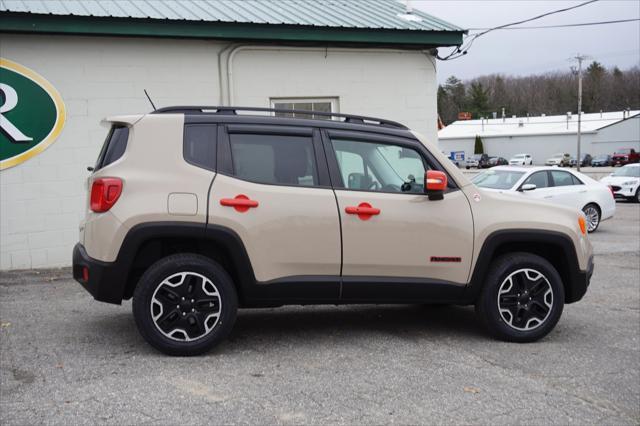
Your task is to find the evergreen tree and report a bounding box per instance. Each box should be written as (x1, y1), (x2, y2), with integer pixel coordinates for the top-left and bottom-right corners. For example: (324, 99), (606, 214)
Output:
(468, 82), (490, 118)
(474, 135), (484, 154)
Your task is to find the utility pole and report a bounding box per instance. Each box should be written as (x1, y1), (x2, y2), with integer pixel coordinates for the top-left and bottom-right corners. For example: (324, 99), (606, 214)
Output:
(573, 54), (589, 172)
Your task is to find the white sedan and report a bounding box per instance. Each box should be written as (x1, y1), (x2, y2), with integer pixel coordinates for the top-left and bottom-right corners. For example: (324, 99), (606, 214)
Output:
(600, 163), (640, 203)
(509, 153), (533, 165)
(472, 166), (616, 232)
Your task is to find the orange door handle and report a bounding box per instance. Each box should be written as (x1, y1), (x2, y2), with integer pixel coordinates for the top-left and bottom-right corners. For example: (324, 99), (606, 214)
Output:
(220, 194), (258, 212)
(345, 202), (380, 220)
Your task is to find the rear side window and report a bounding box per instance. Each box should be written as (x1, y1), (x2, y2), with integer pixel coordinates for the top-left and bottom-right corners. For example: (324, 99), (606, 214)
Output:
(184, 124), (217, 170)
(550, 171), (578, 187)
(95, 126), (129, 170)
(228, 134), (318, 187)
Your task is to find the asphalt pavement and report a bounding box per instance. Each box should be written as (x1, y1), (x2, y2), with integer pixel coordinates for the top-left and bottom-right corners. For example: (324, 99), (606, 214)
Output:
(1, 203), (638, 425)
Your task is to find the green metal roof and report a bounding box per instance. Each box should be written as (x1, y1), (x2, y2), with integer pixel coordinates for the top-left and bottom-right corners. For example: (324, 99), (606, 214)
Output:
(0, 0), (465, 48)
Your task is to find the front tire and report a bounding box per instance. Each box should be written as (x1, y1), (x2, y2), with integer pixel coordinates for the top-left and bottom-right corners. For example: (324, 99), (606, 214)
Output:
(133, 253), (238, 356)
(476, 253), (564, 343)
(582, 203), (601, 232)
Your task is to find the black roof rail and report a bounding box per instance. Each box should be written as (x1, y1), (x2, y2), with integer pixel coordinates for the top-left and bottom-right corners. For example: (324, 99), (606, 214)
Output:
(151, 106), (408, 129)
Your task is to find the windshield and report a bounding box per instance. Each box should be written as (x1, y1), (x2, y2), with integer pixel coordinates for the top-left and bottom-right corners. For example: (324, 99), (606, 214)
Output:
(514, 154), (526, 158)
(551, 153), (564, 158)
(612, 166), (640, 177)
(594, 155), (608, 160)
(615, 149), (631, 154)
(472, 170), (526, 190)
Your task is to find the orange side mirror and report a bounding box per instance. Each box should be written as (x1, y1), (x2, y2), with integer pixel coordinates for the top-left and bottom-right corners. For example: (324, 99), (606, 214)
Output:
(424, 170), (447, 201)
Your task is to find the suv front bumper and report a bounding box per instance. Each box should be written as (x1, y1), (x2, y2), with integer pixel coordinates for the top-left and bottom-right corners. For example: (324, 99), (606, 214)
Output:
(569, 255), (594, 303)
(72, 243), (126, 304)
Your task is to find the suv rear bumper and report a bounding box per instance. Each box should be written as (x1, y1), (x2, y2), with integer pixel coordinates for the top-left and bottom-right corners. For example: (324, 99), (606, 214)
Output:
(72, 243), (125, 304)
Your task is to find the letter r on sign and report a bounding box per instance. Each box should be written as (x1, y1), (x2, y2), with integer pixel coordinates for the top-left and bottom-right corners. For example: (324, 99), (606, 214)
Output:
(0, 83), (33, 142)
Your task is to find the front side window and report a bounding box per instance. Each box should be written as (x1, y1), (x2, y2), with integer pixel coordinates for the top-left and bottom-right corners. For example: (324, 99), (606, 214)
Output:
(523, 171), (549, 188)
(332, 139), (427, 193)
(229, 134), (318, 187)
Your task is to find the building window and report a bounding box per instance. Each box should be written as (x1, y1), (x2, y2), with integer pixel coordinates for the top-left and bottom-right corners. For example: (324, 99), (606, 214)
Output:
(270, 98), (339, 120)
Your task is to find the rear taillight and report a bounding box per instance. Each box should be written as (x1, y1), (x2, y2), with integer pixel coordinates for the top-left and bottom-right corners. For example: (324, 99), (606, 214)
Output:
(608, 185), (615, 198)
(90, 177), (122, 212)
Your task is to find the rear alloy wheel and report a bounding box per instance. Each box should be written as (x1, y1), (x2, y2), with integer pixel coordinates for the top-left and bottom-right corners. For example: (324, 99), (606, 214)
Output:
(133, 254), (237, 356)
(150, 271), (222, 342)
(635, 188), (640, 203)
(582, 203), (601, 232)
(476, 253), (564, 342)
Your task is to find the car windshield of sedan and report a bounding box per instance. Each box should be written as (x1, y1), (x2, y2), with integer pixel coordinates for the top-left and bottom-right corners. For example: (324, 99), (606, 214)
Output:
(513, 154), (526, 159)
(551, 153), (564, 158)
(594, 155), (608, 161)
(615, 149), (632, 154)
(472, 170), (526, 189)
(612, 166), (640, 177)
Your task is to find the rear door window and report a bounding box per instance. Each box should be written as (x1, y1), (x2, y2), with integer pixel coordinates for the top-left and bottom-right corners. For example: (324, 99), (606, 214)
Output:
(228, 133), (318, 187)
(95, 126), (129, 170)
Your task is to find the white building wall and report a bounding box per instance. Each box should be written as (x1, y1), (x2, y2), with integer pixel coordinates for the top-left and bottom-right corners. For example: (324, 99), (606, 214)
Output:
(439, 133), (595, 164)
(592, 116), (640, 154)
(440, 117), (639, 164)
(0, 35), (438, 269)
(230, 47), (438, 143)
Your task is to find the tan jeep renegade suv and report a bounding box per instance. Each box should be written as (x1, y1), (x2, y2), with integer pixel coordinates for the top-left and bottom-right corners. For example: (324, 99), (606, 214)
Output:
(73, 106), (594, 356)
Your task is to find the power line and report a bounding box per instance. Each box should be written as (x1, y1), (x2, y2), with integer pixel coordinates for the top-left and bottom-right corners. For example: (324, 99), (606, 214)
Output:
(438, 0), (600, 61)
(467, 18), (639, 31)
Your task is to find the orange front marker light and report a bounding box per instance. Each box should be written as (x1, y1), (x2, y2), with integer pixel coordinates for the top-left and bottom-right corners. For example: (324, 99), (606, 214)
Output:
(578, 216), (587, 235)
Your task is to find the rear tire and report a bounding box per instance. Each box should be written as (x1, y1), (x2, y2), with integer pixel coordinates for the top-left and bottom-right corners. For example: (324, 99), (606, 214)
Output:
(582, 203), (601, 232)
(133, 253), (238, 356)
(634, 188), (640, 203)
(476, 253), (564, 343)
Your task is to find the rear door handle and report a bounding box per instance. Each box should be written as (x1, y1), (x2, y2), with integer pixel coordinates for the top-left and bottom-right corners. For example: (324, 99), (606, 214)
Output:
(220, 194), (258, 212)
(345, 202), (380, 220)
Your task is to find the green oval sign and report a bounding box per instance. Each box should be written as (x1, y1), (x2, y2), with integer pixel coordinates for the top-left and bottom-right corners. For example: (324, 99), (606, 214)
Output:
(0, 58), (66, 170)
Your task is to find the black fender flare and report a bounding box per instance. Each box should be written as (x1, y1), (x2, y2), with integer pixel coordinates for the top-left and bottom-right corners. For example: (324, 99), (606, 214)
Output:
(463, 229), (590, 304)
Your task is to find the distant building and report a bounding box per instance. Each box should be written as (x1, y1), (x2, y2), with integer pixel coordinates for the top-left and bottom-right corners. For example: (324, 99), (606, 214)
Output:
(438, 111), (640, 163)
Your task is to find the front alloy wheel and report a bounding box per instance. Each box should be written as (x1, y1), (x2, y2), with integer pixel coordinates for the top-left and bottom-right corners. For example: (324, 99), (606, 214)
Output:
(497, 269), (553, 331)
(476, 252), (564, 342)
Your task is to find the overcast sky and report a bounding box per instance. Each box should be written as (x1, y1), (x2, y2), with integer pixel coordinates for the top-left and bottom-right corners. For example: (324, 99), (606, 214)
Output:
(412, 0), (640, 84)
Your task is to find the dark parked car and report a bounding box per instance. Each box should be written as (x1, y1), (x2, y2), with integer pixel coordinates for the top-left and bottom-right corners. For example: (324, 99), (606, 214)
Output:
(570, 153), (592, 167)
(466, 153), (491, 169)
(592, 154), (612, 167)
(488, 156), (508, 167)
(612, 148), (640, 166)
